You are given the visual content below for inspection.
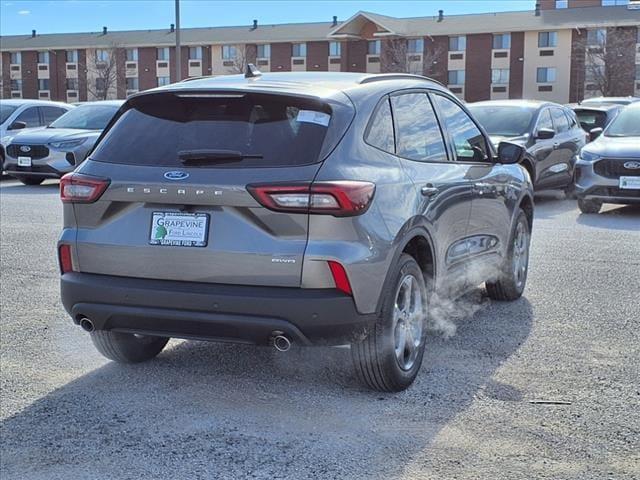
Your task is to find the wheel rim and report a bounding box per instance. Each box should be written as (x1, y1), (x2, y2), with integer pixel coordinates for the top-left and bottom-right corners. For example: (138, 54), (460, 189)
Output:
(512, 220), (529, 289)
(392, 274), (425, 371)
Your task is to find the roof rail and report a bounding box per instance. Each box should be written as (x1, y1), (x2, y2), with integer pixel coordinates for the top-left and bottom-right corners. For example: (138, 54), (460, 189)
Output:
(179, 75), (214, 83)
(359, 73), (444, 87)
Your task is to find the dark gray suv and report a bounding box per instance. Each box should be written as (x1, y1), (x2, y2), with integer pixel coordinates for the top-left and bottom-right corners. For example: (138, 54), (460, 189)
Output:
(59, 71), (534, 392)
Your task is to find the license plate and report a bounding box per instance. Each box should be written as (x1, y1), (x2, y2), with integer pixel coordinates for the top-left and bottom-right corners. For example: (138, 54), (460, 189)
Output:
(149, 212), (209, 247)
(619, 176), (640, 190)
(17, 156), (32, 167)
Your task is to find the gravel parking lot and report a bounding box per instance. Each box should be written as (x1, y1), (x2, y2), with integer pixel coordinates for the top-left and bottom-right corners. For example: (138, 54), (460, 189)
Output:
(1, 179), (638, 480)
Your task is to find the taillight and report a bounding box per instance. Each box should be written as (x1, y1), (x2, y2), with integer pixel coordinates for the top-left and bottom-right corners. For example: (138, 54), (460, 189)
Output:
(60, 173), (110, 203)
(58, 244), (74, 274)
(247, 181), (375, 217)
(327, 260), (353, 296)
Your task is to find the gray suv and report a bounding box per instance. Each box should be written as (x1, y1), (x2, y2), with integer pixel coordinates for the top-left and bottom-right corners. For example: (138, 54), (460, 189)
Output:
(59, 71), (534, 392)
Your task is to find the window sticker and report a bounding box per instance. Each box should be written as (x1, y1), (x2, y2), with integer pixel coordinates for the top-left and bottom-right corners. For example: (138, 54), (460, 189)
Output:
(296, 110), (330, 127)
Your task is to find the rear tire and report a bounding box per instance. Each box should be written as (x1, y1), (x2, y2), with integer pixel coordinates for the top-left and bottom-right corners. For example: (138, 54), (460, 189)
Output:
(17, 176), (45, 186)
(486, 209), (530, 301)
(578, 198), (602, 214)
(90, 330), (169, 363)
(351, 254), (428, 392)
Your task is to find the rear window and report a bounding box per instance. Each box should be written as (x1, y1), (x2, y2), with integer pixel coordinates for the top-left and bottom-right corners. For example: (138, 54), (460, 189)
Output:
(575, 109), (608, 131)
(91, 92), (333, 168)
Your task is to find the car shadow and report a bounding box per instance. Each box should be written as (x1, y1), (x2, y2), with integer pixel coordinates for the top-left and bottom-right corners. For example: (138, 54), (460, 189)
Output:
(0, 181), (59, 195)
(532, 190), (576, 220)
(576, 204), (640, 231)
(1, 294), (533, 479)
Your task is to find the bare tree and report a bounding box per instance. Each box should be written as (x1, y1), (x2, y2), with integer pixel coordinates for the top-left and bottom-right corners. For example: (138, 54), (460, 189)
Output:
(574, 27), (636, 98)
(227, 44), (257, 74)
(381, 38), (445, 77)
(87, 45), (119, 100)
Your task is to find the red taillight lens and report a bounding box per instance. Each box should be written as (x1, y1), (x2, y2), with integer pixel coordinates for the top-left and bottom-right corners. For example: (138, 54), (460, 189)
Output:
(327, 260), (353, 296)
(247, 181), (375, 217)
(58, 244), (74, 274)
(60, 173), (110, 203)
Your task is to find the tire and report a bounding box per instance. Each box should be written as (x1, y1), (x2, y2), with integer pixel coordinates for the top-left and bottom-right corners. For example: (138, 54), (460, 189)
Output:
(578, 198), (602, 214)
(486, 209), (530, 301)
(351, 254), (428, 392)
(90, 330), (169, 363)
(564, 182), (576, 199)
(17, 176), (45, 186)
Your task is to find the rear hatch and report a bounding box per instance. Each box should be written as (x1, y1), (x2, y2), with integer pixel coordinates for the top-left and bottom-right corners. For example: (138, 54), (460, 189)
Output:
(69, 89), (354, 287)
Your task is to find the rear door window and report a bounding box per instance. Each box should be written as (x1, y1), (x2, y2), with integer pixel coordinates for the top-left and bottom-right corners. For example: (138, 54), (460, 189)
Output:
(390, 92), (447, 162)
(92, 93), (333, 168)
(365, 97), (395, 154)
(433, 94), (488, 162)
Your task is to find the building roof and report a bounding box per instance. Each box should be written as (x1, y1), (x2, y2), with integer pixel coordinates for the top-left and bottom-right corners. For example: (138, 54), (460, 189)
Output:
(0, 5), (638, 51)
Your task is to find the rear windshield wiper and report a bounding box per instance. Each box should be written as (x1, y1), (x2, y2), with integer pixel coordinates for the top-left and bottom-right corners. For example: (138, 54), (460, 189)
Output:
(178, 149), (263, 165)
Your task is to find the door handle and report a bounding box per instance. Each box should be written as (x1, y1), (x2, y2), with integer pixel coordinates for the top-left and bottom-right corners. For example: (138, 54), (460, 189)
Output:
(421, 185), (439, 197)
(553, 142), (560, 150)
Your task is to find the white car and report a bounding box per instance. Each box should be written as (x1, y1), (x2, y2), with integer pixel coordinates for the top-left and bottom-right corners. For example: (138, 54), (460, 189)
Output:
(1, 99), (74, 172)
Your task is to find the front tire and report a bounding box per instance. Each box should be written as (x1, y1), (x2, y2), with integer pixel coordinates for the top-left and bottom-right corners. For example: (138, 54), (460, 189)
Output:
(16, 176), (45, 186)
(577, 198), (602, 214)
(90, 330), (169, 363)
(486, 209), (530, 301)
(351, 254), (428, 392)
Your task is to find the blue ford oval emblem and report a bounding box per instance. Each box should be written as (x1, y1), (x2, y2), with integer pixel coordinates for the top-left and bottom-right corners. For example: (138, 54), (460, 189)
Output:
(20, 145), (31, 153)
(164, 171), (189, 180)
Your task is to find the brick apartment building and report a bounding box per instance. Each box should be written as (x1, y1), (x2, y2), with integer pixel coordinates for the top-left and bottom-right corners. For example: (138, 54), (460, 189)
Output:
(1, 0), (639, 104)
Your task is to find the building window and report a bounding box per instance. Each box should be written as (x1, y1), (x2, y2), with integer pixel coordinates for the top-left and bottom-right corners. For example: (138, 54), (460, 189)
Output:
(222, 45), (237, 59)
(329, 41), (341, 57)
(292, 43), (307, 57)
(555, 0), (568, 7)
(585, 64), (605, 83)
(66, 50), (78, 63)
(537, 67), (556, 83)
(189, 47), (202, 60)
(38, 79), (49, 90)
(492, 68), (510, 84)
(10, 79), (22, 91)
(37, 51), (50, 64)
(448, 70), (465, 85)
(602, 0), (629, 5)
(257, 44), (271, 58)
(126, 77), (139, 90)
(126, 48), (138, 61)
(10, 52), (21, 64)
(493, 34), (511, 50)
(157, 76), (170, 86)
(538, 31), (558, 48)
(367, 40), (381, 55)
(96, 49), (110, 63)
(157, 47), (170, 61)
(587, 29), (607, 46)
(407, 38), (424, 54)
(66, 78), (78, 90)
(449, 36), (466, 52)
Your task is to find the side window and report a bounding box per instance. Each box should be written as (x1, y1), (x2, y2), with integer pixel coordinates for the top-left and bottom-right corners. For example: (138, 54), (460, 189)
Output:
(41, 106), (68, 125)
(390, 93), (447, 162)
(433, 94), (488, 162)
(15, 107), (41, 127)
(536, 109), (553, 131)
(365, 98), (395, 154)
(551, 108), (569, 133)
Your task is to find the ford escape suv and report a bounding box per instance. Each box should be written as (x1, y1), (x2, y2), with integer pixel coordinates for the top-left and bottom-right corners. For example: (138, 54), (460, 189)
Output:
(59, 71), (534, 392)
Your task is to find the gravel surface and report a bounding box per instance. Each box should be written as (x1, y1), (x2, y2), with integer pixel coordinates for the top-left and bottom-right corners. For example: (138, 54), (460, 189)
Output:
(1, 180), (639, 480)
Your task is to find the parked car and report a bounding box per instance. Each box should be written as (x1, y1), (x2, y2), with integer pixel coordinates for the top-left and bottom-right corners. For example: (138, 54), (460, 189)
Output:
(4, 100), (123, 185)
(579, 96), (640, 107)
(574, 102), (640, 214)
(58, 71), (534, 392)
(468, 100), (587, 193)
(1, 99), (73, 172)
(570, 103), (622, 141)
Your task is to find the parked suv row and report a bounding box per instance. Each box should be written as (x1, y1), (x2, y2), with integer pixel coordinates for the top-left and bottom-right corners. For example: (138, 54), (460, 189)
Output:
(59, 71), (534, 392)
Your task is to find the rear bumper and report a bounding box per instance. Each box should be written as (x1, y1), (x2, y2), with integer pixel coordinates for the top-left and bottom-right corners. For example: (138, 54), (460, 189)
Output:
(61, 272), (376, 346)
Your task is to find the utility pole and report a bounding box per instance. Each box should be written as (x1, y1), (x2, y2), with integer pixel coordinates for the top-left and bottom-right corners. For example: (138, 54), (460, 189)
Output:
(175, 0), (181, 82)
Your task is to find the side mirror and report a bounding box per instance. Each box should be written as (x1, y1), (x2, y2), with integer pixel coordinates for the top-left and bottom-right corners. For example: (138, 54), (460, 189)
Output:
(497, 141), (525, 165)
(9, 121), (27, 130)
(589, 127), (603, 141)
(535, 128), (555, 140)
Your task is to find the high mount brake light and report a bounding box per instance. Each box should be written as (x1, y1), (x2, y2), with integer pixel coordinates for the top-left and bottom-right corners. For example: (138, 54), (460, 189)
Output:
(247, 181), (375, 217)
(60, 173), (110, 203)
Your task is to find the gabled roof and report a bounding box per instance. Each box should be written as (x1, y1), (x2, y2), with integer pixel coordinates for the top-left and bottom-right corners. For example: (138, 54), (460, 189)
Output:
(327, 11), (409, 38)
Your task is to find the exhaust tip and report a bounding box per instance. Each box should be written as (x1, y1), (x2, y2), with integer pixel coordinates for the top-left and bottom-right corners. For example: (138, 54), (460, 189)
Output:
(79, 317), (95, 332)
(273, 334), (291, 352)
